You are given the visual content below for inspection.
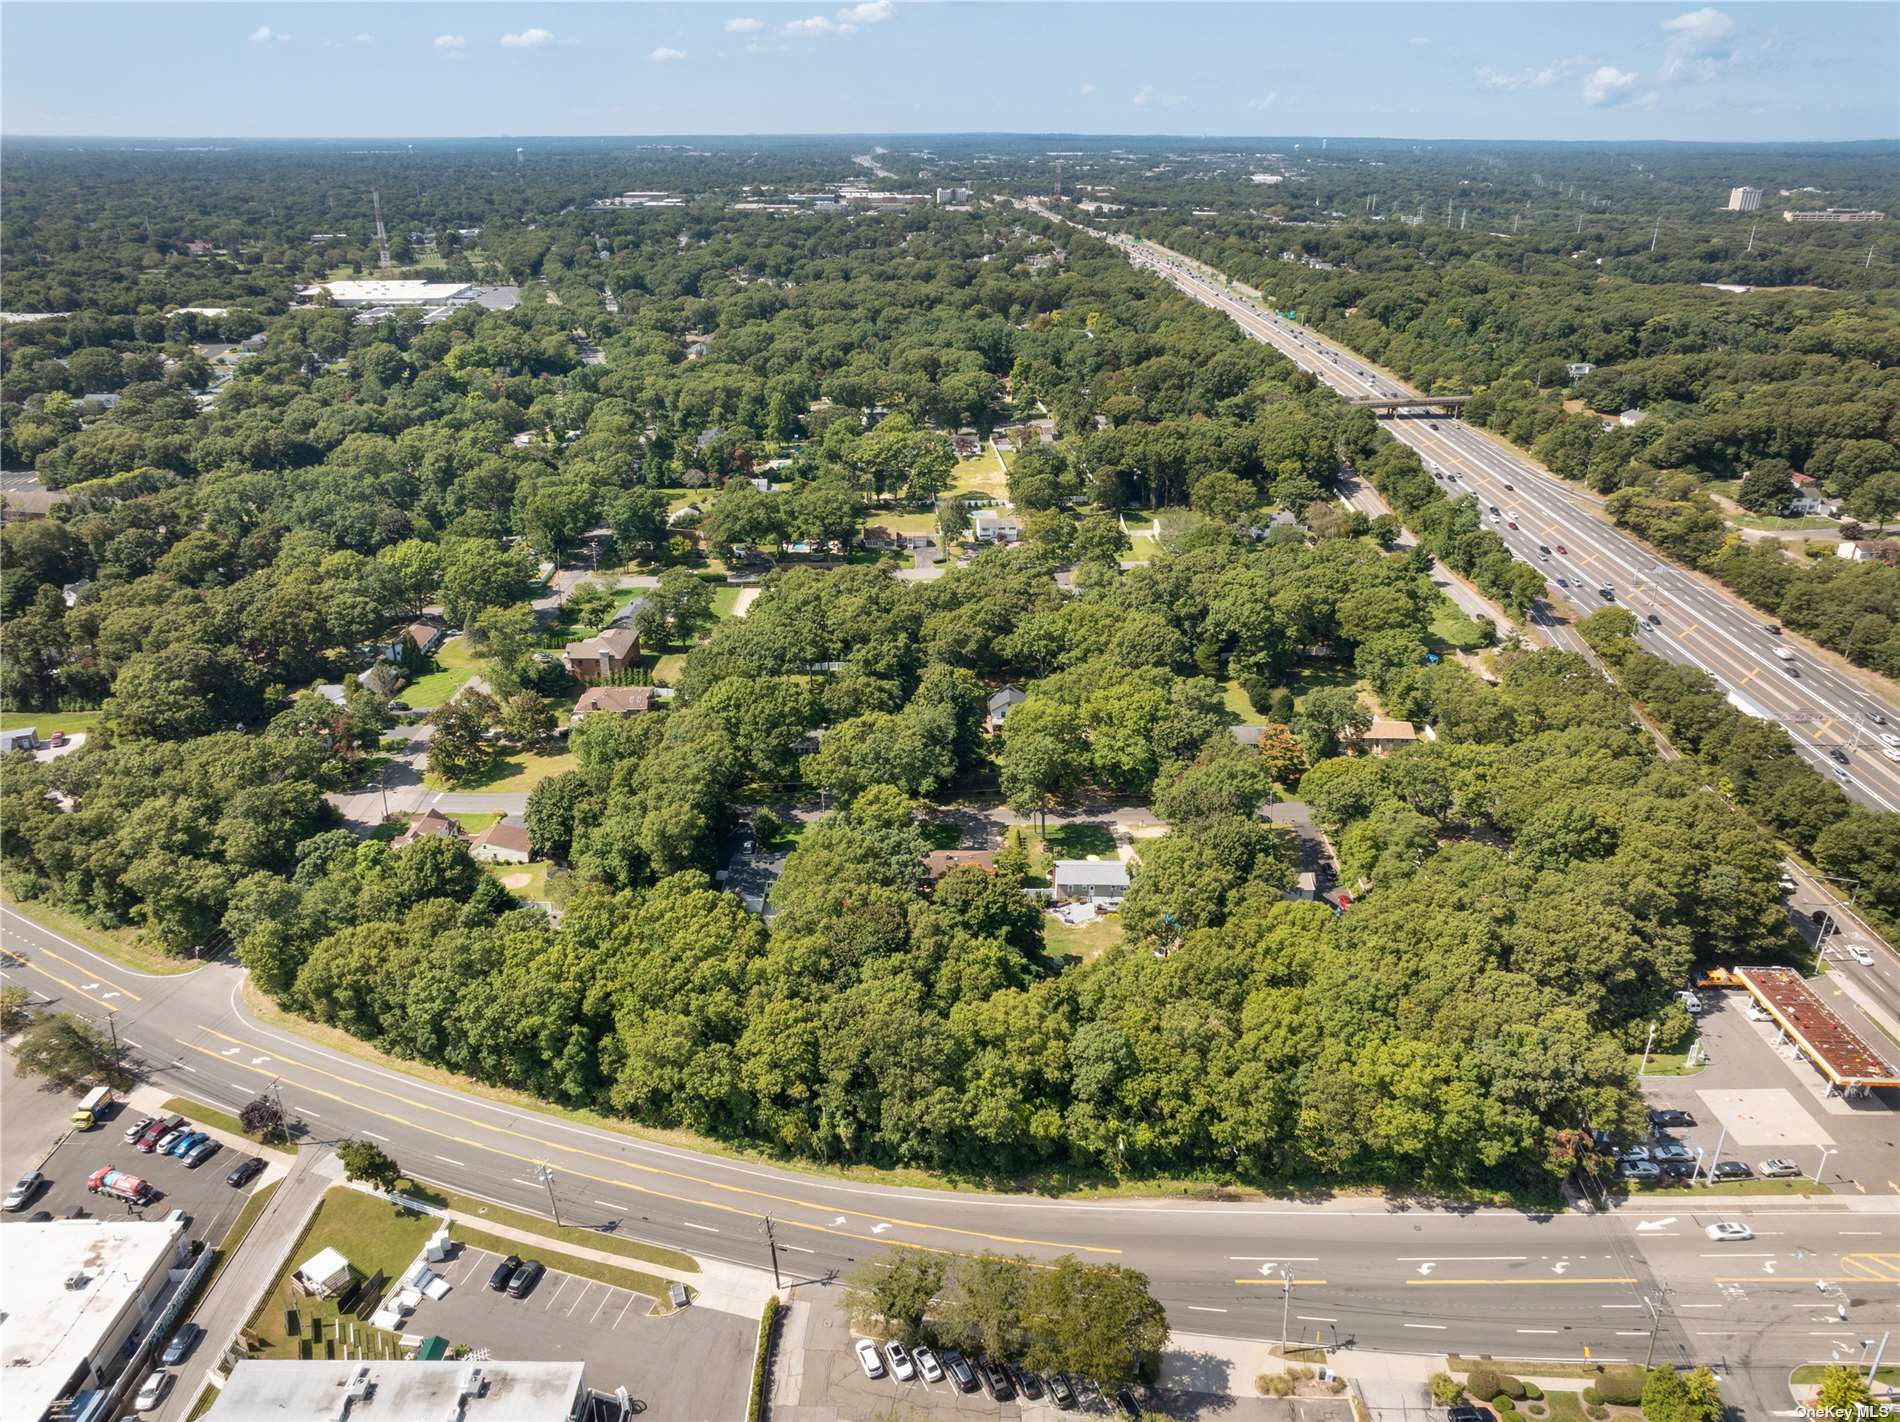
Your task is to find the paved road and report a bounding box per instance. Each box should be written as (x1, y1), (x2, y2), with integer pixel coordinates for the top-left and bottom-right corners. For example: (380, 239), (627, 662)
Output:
(4, 905), (1895, 1403)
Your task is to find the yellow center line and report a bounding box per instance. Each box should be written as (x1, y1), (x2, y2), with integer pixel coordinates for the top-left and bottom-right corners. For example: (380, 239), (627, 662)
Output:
(5, 957), (121, 1013)
(1676, 622), (1701, 640)
(6, 938), (144, 1001)
(181, 1028), (1117, 1256)
(1740, 667), (1759, 684)
(1714, 1276), (1900, 1286)
(1813, 718), (1834, 740)
(1406, 1277), (1636, 1287)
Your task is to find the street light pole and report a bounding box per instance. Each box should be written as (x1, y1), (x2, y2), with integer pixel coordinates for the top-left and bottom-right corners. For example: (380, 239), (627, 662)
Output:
(1639, 1022), (1657, 1077)
(1280, 1267), (1293, 1354)
(762, 1214), (782, 1290)
(536, 1163), (563, 1228)
(1814, 1147), (1838, 1185)
(1700, 1125), (1728, 1185)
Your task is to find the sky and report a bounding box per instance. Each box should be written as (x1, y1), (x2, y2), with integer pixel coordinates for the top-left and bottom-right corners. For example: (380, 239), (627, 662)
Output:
(2, 2), (1895, 143)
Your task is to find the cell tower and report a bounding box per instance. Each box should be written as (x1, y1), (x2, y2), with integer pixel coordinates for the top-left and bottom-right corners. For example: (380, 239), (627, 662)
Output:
(371, 188), (392, 271)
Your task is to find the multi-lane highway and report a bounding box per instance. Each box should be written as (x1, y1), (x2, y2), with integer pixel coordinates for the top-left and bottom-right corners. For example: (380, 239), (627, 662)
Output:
(1089, 222), (1900, 815)
(5, 904), (1896, 1407)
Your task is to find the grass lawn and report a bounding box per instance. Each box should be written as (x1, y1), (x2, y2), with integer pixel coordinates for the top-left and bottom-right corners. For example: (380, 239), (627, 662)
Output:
(1044, 823), (1118, 859)
(1429, 598), (1491, 650)
(919, 820), (964, 850)
(1223, 680), (1267, 726)
(1125, 532), (1159, 562)
(1543, 1393), (1586, 1422)
(651, 652), (688, 685)
(243, 1187), (438, 1360)
(1449, 1358), (1631, 1382)
(709, 584), (742, 620)
(1790, 1365), (1900, 1385)
(429, 746), (577, 794)
(1043, 912), (1122, 964)
(948, 447), (1010, 501)
(397, 1181), (696, 1272)
(402, 637), (481, 711)
(163, 1096), (297, 1154)
(869, 510), (940, 535)
(444, 811), (502, 835)
(494, 861), (549, 901)
(0, 709), (102, 736)
(1633, 1050), (1705, 1077)
(0, 886), (204, 976)
(1289, 665), (1363, 709)
(1629, 1176), (1822, 1197)
(1735, 513), (1841, 532)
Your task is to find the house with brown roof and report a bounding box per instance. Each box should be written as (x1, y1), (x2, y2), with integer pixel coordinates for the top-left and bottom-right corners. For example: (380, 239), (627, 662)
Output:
(571, 685), (656, 720)
(392, 809), (461, 849)
(563, 626), (640, 683)
(470, 819), (534, 865)
(921, 849), (998, 887)
(1354, 717), (1420, 756)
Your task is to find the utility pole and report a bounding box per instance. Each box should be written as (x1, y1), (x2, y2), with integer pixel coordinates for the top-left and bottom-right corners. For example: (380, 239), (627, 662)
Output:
(270, 1076), (291, 1144)
(762, 1214), (783, 1290)
(1700, 1123), (1729, 1184)
(1643, 1290), (1671, 1368)
(1279, 1266), (1294, 1352)
(105, 1010), (122, 1066)
(1459, 209), (1467, 230)
(1446, 198), (1453, 228)
(1639, 1021), (1657, 1076)
(1868, 245), (1876, 270)
(1650, 214), (1662, 253)
(1746, 221), (1758, 252)
(1868, 1330), (1890, 1382)
(1576, 213), (1583, 235)
(535, 1163), (564, 1228)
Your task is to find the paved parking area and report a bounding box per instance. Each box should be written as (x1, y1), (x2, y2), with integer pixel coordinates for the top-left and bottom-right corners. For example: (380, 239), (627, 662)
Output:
(0, 1050), (85, 1182)
(408, 1243), (756, 1419)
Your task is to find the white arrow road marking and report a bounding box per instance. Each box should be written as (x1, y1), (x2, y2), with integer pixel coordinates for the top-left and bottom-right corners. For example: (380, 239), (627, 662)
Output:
(1258, 1262), (1279, 1277)
(1763, 1261), (1778, 1274)
(1554, 1261), (1571, 1275)
(250, 1056), (271, 1065)
(222, 1047), (239, 1056)
(81, 981), (100, 990)
(870, 1223), (891, 1235)
(1416, 1262), (1437, 1276)
(831, 1216), (847, 1227)
(1637, 1217), (1678, 1232)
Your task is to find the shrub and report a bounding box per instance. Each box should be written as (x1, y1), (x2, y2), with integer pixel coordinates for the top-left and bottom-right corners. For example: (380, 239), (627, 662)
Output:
(1593, 1370), (1646, 1407)
(1524, 1383), (1544, 1401)
(1493, 1396), (1518, 1413)
(1328, 1380), (1347, 1396)
(1582, 1389), (1601, 1407)
(1498, 1376), (1528, 1400)
(1467, 1370), (1506, 1403)
(1526, 1405), (1546, 1417)
(1430, 1374), (1467, 1407)
(1261, 1375), (1294, 1398)
(1586, 1408), (1609, 1420)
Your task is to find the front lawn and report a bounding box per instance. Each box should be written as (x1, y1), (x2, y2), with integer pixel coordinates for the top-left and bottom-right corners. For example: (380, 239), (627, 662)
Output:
(709, 584), (742, 619)
(445, 811), (502, 834)
(402, 637), (481, 710)
(1044, 823), (1119, 859)
(1223, 680), (1266, 726)
(651, 653), (688, 685)
(948, 447), (1010, 501)
(429, 746), (577, 793)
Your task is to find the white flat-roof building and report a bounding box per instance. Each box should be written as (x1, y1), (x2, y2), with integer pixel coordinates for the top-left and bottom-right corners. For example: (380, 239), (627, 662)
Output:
(208, 1361), (588, 1422)
(0, 1220), (189, 1422)
(1726, 186), (1762, 212)
(296, 281), (477, 308)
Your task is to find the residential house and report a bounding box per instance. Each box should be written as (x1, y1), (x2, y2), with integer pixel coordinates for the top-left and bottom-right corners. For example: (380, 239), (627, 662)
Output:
(387, 623), (445, 662)
(357, 662), (404, 697)
(469, 819), (534, 865)
(1567, 362), (1597, 379)
(1354, 717), (1420, 756)
(563, 627), (640, 683)
(1618, 409), (1647, 428)
(1230, 725), (1265, 748)
(970, 510), (1023, 545)
(571, 685), (657, 720)
(1051, 858), (1131, 907)
(1838, 539), (1900, 564)
(987, 685), (1027, 732)
(921, 849), (998, 886)
(392, 809), (461, 849)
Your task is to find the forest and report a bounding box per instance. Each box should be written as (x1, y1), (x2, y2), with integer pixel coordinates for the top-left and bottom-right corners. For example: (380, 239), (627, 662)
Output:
(0, 140), (1887, 1193)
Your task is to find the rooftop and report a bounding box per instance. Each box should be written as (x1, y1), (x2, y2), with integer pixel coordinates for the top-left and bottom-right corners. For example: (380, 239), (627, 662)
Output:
(1734, 966), (1900, 1088)
(1052, 858), (1131, 887)
(0, 1220), (186, 1422)
(297, 281), (476, 306)
(209, 1361), (587, 1422)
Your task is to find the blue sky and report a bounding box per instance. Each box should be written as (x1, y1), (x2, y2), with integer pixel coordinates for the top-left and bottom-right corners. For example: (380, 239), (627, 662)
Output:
(3, 2), (1894, 142)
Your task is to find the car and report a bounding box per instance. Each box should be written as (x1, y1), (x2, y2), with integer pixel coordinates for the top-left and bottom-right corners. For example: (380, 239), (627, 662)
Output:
(1450, 1408), (1489, 1422)
(1538, 544), (1552, 557)
(138, 1117), (182, 1153)
(25, 1209), (53, 1222)
(1647, 613), (1662, 626)
(1836, 769), (1850, 784)
(1831, 749), (1851, 766)
(169, 1130), (206, 1158)
(1599, 587), (1616, 601)
(854, 1339), (887, 1379)
(1649, 1108), (1696, 1128)
(161, 1324), (203, 1367)
(153, 1127), (188, 1155)
(1763, 622), (1781, 635)
(506, 1260), (546, 1298)
(1507, 520), (1519, 530)
(123, 1116), (155, 1143)
(979, 1358), (1016, 1401)
(1014, 1366), (1045, 1401)
(185, 1138), (222, 1169)
(1555, 544), (1567, 555)
(1871, 711), (1889, 727)
(1050, 1374), (1078, 1409)
(1658, 1159), (1698, 1182)
(885, 1342), (915, 1381)
(1489, 505), (1501, 515)
(1652, 1142), (1694, 1163)
(162, 1207), (190, 1228)
(1705, 1222), (1754, 1242)
(1883, 746), (1900, 763)
(1849, 945), (1875, 966)
(1678, 991), (1705, 1014)
(1620, 1143), (1652, 1162)
(1618, 1159), (1661, 1180)
(1117, 1385), (1144, 1419)
(1880, 733), (1900, 750)
(488, 1254), (523, 1291)
(1710, 1160), (1754, 1182)
(48, 730), (67, 747)
(943, 1351), (978, 1393)
(4, 1172), (46, 1212)
(1759, 1158), (1800, 1178)
(1503, 483), (1515, 492)
(913, 1347), (944, 1384)
(225, 1156), (265, 1188)
(135, 1371), (173, 1412)
(1557, 577), (1570, 588)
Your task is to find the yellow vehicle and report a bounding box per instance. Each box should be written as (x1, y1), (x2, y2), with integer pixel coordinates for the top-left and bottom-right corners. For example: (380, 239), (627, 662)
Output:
(72, 1086), (114, 1129)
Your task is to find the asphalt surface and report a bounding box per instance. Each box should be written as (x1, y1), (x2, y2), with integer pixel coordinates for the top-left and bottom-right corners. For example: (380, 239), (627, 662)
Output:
(4, 905), (1896, 1406)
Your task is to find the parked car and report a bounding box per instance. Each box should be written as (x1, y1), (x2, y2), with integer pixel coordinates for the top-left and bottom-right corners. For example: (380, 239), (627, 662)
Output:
(854, 1339), (886, 1379)
(1759, 1158), (1800, 1178)
(1050, 1374), (1078, 1409)
(4, 1172), (46, 1212)
(943, 1351), (978, 1393)
(1618, 1160), (1661, 1181)
(161, 1324), (203, 1367)
(1658, 1159), (1698, 1182)
(1705, 1222), (1754, 1242)
(489, 1254), (523, 1291)
(123, 1116), (155, 1143)
(1013, 1366), (1045, 1401)
(1710, 1160), (1754, 1182)
(153, 1126), (189, 1155)
(138, 1117), (182, 1153)
(1652, 1143), (1693, 1163)
(135, 1371), (173, 1412)
(978, 1358), (1016, 1402)
(184, 1138), (222, 1169)
(225, 1156), (266, 1188)
(884, 1342), (915, 1381)
(1116, 1385), (1144, 1418)
(1649, 1108), (1696, 1129)
(168, 1131), (206, 1158)
(1450, 1409), (1488, 1422)
(913, 1347), (944, 1384)
(1619, 1144), (1651, 1162)
(505, 1260), (546, 1298)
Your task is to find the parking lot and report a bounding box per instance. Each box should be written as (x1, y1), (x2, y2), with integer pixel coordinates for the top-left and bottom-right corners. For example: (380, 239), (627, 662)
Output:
(409, 1242), (756, 1420)
(1638, 990), (1900, 1193)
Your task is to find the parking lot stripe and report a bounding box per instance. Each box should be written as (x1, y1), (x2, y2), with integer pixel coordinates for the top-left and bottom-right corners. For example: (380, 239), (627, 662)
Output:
(543, 1277), (573, 1312)
(590, 1289), (619, 1325)
(564, 1282), (596, 1317)
(611, 1293), (636, 1330)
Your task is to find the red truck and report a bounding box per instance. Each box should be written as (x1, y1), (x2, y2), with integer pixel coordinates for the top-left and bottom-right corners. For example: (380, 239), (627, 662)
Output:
(87, 1166), (155, 1205)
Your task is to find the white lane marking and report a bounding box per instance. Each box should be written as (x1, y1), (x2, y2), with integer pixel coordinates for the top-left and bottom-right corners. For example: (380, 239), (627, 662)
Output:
(1678, 1304), (1725, 1310)
(681, 1221), (720, 1233)
(434, 1155), (465, 1166)
(1297, 1316), (1338, 1323)
(513, 1178), (540, 1188)
(1615, 1332), (1650, 1337)
(590, 1288), (619, 1325)
(1696, 1331), (1740, 1337)
(782, 1244), (816, 1254)
(564, 1282), (595, 1317)
(229, 1081), (249, 1089)
(1839, 1231), (1885, 1236)
(1188, 1307), (1228, 1314)
(595, 1199), (621, 1209)
(299, 1107), (320, 1118)
(1517, 1330), (1560, 1335)
(543, 1276), (572, 1312)
(612, 1293), (636, 1329)
(1404, 1324), (1448, 1331)
(1395, 1256), (1527, 1261)
(1231, 1256), (1319, 1261)
(124, 1040), (143, 1050)
(1602, 1305), (1644, 1310)
(362, 1130), (390, 1141)
(179, 1064), (198, 1073)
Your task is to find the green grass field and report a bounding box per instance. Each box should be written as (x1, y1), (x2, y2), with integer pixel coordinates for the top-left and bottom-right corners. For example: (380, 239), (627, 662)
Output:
(1289, 665), (1363, 709)
(402, 637), (481, 710)
(244, 1188), (436, 1359)
(709, 584), (742, 619)
(1223, 680), (1267, 725)
(1043, 912), (1122, 964)
(429, 746), (577, 793)
(1790, 1365), (1900, 1385)
(1044, 823), (1118, 859)
(492, 860), (549, 901)
(0, 709), (102, 736)
(948, 447), (1010, 501)
(1629, 1176), (1820, 1197)
(651, 652), (687, 685)
(444, 811), (502, 834)
(1429, 598), (1491, 650)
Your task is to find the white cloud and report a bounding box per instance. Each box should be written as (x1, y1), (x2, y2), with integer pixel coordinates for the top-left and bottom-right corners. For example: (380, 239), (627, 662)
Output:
(1132, 84), (1154, 106)
(352, 32), (373, 44)
(784, 14), (851, 35)
(1660, 6), (1738, 80)
(1477, 63), (1560, 91)
(1078, 82), (1095, 96)
(1410, 35), (1431, 45)
(838, 0), (894, 21)
(500, 27), (555, 48)
(1247, 91), (1279, 111)
(434, 33), (466, 48)
(724, 16), (763, 32)
(1132, 85), (1184, 108)
(1582, 64), (1640, 106)
(649, 46), (686, 61)
(783, 2), (897, 38)
(249, 25), (274, 42)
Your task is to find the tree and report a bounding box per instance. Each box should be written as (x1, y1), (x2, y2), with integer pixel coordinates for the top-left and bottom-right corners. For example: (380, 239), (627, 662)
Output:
(1813, 1366), (1873, 1419)
(1847, 470), (1900, 534)
(0, 985), (31, 1034)
(240, 1096), (286, 1140)
(997, 699), (1089, 832)
(1429, 1374), (1466, 1407)
(427, 690), (498, 785)
(939, 1252), (1031, 1359)
(1292, 686), (1372, 761)
(937, 495), (972, 544)
(10, 1012), (124, 1088)
(498, 690), (556, 747)
(844, 1251), (948, 1343)
(1640, 1367), (1722, 1422)
(1737, 460), (1797, 515)
(1020, 1257), (1170, 1389)
(337, 1138), (404, 1192)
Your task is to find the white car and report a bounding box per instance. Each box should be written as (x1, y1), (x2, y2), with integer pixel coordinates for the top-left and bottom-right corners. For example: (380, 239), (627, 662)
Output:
(1705, 1222), (1754, 1242)
(135, 1371), (173, 1412)
(1652, 1142), (1694, 1163)
(1883, 746), (1900, 763)
(1847, 945), (1875, 966)
(1620, 1144), (1652, 1162)
(1759, 1159), (1800, 1178)
(885, 1342), (916, 1381)
(1879, 733), (1900, 749)
(855, 1339), (886, 1379)
(913, 1347), (944, 1383)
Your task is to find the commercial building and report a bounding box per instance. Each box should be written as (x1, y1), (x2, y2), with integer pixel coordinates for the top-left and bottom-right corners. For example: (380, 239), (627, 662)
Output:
(1782, 208), (1885, 223)
(296, 281), (477, 308)
(1, 1219), (190, 1422)
(207, 1361), (590, 1422)
(1726, 186), (1762, 212)
(934, 187), (972, 206)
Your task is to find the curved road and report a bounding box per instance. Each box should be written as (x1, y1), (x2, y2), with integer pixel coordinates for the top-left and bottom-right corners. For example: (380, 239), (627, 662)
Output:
(4, 905), (1895, 1404)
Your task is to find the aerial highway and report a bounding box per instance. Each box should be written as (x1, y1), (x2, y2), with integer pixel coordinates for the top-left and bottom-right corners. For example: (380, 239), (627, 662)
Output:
(1069, 217), (1900, 816)
(5, 905), (1895, 1409)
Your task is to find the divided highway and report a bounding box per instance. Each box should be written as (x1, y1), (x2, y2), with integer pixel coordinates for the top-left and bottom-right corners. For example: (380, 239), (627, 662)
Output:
(1095, 223), (1900, 815)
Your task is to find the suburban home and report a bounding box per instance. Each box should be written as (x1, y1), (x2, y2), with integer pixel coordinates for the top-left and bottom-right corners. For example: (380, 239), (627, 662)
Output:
(1354, 717), (1420, 756)
(970, 510), (1023, 544)
(1618, 409), (1647, 428)
(387, 623), (445, 662)
(1230, 725), (1265, 748)
(1839, 539), (1900, 564)
(1567, 362), (1597, 378)
(357, 662), (404, 697)
(987, 685), (1027, 732)
(571, 685), (657, 720)
(1051, 858), (1131, 908)
(469, 819), (534, 865)
(392, 809), (461, 849)
(921, 849), (998, 886)
(563, 626), (640, 683)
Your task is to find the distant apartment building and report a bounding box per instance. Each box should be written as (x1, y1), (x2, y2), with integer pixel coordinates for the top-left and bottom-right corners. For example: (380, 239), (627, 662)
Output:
(935, 187), (972, 205)
(1726, 186), (1762, 212)
(1783, 208), (1885, 223)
